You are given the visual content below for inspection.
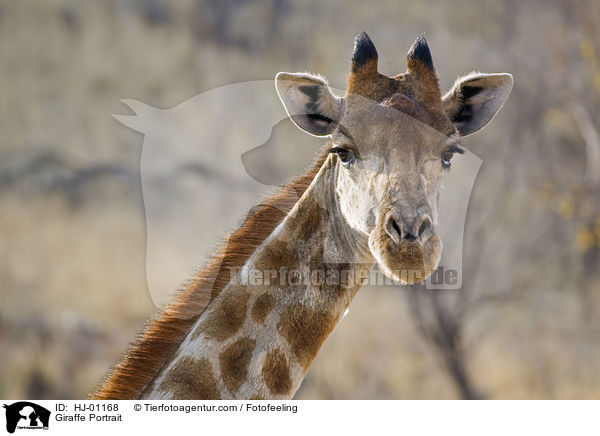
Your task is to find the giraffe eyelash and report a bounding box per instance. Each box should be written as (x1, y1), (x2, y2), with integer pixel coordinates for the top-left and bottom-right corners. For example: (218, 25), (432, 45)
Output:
(448, 144), (465, 154)
(329, 147), (356, 165)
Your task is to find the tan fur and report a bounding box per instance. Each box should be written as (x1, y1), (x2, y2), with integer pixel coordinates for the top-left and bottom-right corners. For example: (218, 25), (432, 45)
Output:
(277, 304), (336, 369)
(254, 237), (299, 272)
(219, 337), (256, 395)
(262, 349), (292, 395)
(251, 293), (275, 324)
(347, 72), (400, 103)
(163, 357), (220, 399)
(90, 150), (329, 400)
(199, 290), (250, 341)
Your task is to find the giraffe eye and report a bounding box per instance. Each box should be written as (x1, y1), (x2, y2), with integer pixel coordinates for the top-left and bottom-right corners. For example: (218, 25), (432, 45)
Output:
(329, 147), (356, 166)
(441, 145), (465, 169)
(441, 151), (454, 168)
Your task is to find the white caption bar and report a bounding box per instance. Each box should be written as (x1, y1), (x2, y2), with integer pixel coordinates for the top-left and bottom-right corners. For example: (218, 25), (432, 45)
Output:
(0, 400), (597, 435)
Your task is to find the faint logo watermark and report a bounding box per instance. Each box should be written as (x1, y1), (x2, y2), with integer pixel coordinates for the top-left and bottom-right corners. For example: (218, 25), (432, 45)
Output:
(114, 80), (481, 308)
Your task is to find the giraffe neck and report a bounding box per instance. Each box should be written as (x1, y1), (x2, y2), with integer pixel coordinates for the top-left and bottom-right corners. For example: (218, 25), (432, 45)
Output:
(141, 154), (373, 399)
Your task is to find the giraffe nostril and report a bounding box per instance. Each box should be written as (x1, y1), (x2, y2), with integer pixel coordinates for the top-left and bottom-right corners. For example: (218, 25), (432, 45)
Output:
(392, 219), (401, 238)
(417, 215), (433, 242)
(384, 214), (402, 245)
(418, 219), (430, 239)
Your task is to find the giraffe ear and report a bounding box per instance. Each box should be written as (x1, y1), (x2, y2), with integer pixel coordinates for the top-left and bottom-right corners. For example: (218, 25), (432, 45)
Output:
(275, 72), (342, 137)
(443, 72), (513, 137)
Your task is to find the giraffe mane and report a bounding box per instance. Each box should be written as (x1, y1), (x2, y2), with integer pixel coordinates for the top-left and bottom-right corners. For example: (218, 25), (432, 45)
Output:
(90, 147), (329, 400)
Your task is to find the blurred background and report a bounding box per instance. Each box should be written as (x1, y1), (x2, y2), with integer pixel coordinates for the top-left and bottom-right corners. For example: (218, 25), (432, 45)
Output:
(1, 0), (599, 399)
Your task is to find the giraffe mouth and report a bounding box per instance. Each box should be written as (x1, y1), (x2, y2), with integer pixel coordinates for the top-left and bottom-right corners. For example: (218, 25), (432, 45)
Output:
(368, 223), (442, 285)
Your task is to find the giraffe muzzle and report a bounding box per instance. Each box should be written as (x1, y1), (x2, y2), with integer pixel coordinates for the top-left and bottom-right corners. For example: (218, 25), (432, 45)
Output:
(369, 207), (442, 284)
(384, 211), (433, 246)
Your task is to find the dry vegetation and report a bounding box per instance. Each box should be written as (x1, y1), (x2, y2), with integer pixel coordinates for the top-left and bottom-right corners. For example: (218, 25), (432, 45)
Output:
(1, 0), (599, 399)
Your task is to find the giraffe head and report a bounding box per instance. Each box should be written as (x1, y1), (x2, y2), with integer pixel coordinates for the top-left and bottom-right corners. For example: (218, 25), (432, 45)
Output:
(276, 33), (512, 284)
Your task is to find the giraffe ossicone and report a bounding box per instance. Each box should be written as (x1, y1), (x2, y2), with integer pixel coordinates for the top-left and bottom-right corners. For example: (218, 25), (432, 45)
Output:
(93, 32), (512, 400)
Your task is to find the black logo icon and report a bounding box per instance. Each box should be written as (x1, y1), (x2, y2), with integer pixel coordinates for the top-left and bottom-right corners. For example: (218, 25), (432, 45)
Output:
(3, 402), (50, 434)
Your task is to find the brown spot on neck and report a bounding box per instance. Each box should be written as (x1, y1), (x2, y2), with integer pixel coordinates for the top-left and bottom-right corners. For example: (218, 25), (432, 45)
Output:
(219, 337), (256, 395)
(262, 348), (292, 396)
(198, 289), (250, 341)
(254, 195), (327, 273)
(277, 304), (336, 369)
(251, 293), (275, 324)
(254, 237), (299, 274)
(292, 196), (327, 241)
(163, 357), (221, 399)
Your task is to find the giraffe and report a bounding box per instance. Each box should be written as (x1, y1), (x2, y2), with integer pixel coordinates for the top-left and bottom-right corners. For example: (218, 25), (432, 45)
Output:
(92, 32), (512, 400)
